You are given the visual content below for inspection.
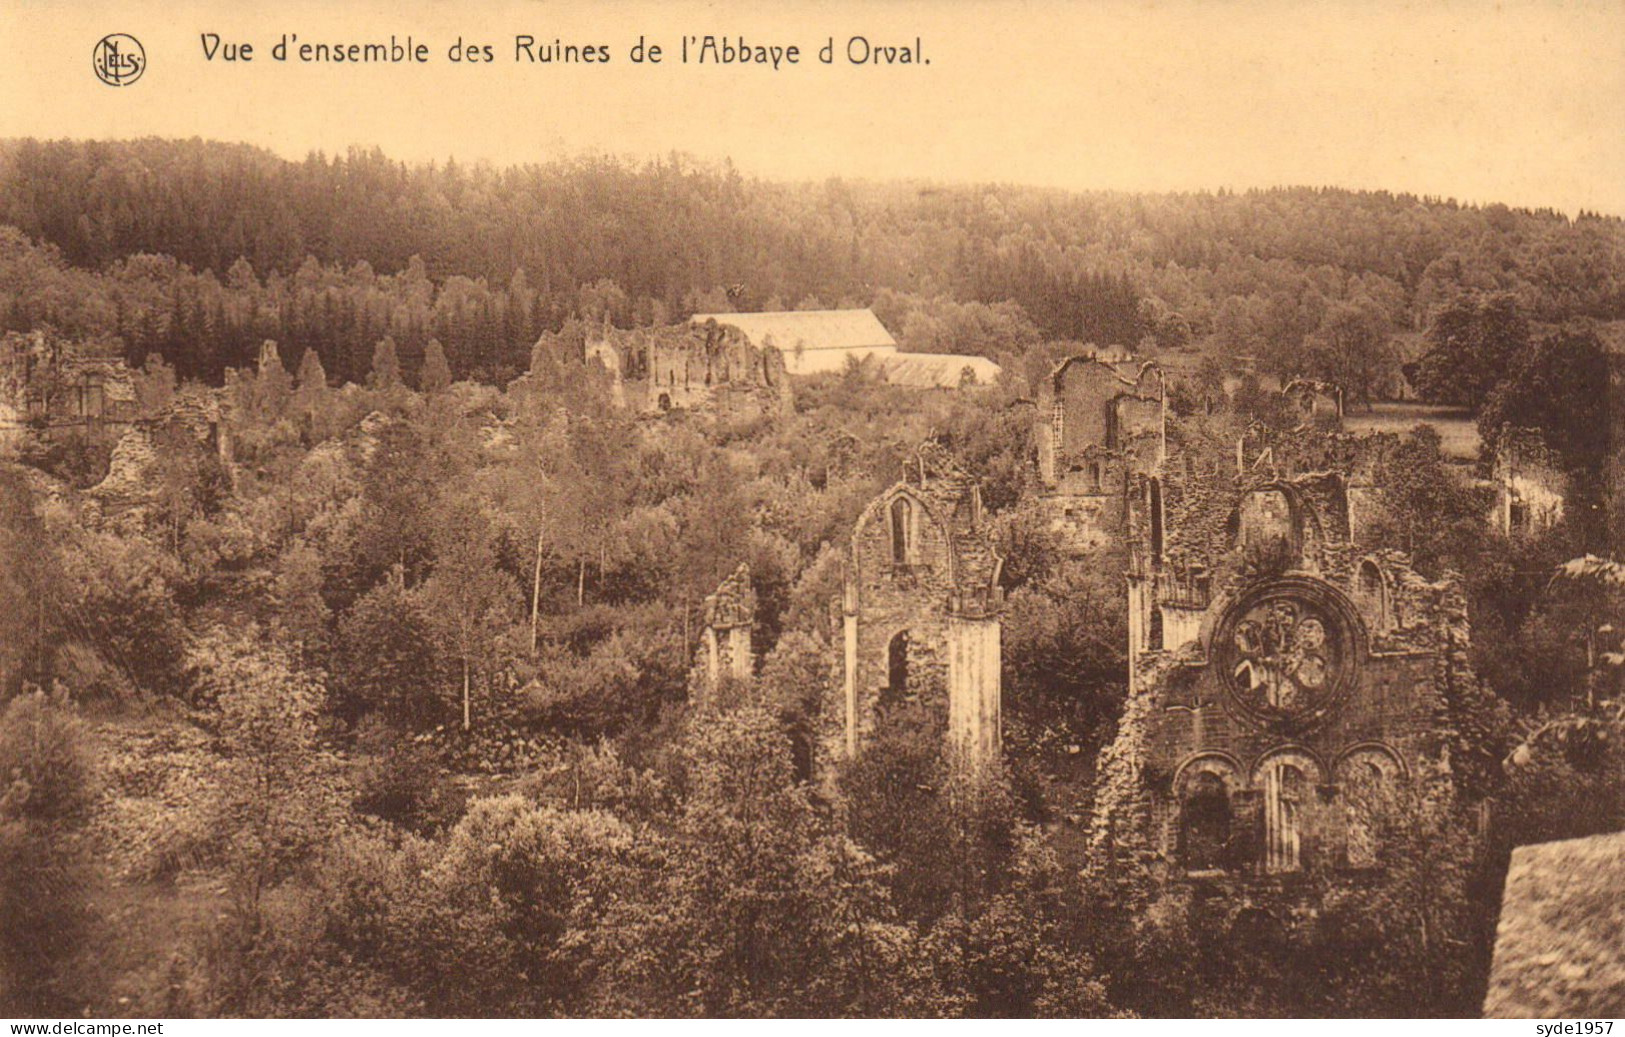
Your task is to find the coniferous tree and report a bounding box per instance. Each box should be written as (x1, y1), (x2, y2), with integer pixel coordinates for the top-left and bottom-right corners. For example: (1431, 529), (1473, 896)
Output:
(419, 338), (452, 394)
(369, 336), (403, 392)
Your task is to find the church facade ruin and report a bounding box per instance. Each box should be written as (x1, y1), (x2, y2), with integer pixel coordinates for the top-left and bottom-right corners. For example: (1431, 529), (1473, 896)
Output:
(828, 444), (1005, 773)
(1089, 412), (1473, 886)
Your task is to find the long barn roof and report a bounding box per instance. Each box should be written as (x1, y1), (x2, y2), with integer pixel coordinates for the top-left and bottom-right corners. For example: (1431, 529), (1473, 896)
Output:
(881, 352), (1002, 388)
(690, 309), (897, 355)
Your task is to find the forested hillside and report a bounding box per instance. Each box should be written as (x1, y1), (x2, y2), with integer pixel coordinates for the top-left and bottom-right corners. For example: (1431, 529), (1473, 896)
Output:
(1, 138), (1621, 1019)
(1, 138), (1621, 386)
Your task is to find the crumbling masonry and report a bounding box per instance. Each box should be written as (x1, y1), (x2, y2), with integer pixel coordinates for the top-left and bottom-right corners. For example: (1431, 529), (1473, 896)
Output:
(585, 319), (793, 419)
(1041, 356), (1478, 886)
(1036, 351), (1167, 553)
(692, 563), (757, 707)
(829, 444), (1005, 773)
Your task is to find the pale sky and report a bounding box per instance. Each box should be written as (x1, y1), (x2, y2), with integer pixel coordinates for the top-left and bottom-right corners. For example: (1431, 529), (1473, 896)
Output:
(2, 0), (1622, 215)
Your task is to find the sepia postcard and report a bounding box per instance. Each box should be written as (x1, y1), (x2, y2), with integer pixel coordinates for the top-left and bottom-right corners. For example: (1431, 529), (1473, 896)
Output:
(0, 0), (1621, 1023)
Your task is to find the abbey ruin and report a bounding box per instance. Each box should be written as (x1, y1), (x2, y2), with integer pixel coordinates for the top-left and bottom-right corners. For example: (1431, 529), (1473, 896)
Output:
(584, 318), (794, 419)
(684, 346), (1514, 895)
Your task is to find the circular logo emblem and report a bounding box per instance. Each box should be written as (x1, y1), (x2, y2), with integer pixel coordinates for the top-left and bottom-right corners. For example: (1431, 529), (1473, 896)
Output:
(93, 34), (145, 86)
(1213, 578), (1363, 732)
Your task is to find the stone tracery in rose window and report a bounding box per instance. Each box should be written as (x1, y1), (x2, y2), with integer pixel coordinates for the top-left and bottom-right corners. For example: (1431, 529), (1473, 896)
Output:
(1216, 581), (1357, 727)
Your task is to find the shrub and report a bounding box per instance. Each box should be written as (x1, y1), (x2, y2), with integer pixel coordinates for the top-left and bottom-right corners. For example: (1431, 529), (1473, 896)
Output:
(0, 687), (98, 823)
(0, 689), (97, 1014)
(351, 718), (463, 835)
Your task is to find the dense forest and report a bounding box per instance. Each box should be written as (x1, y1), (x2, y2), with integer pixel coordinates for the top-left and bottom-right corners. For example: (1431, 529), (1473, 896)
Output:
(1, 138), (1622, 386)
(0, 138), (1621, 1019)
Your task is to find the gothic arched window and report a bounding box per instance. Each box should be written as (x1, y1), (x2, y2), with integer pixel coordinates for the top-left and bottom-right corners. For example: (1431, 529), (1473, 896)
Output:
(1358, 558), (1382, 598)
(889, 497), (912, 565)
(1338, 747), (1401, 869)
(1356, 559), (1389, 631)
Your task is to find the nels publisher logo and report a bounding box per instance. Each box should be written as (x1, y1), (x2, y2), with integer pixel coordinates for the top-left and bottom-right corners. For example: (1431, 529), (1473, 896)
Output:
(92, 33), (145, 86)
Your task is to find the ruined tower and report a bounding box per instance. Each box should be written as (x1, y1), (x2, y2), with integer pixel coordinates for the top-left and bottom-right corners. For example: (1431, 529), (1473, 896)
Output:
(1036, 351), (1166, 553)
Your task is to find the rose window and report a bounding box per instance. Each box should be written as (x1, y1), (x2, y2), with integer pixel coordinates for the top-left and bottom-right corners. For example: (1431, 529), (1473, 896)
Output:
(1214, 579), (1361, 729)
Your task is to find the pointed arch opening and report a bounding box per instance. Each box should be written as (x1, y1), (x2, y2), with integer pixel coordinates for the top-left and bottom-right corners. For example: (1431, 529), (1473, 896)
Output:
(1338, 745), (1403, 869)
(889, 496), (912, 566)
(1148, 477), (1165, 564)
(884, 630), (911, 709)
(1356, 558), (1390, 631)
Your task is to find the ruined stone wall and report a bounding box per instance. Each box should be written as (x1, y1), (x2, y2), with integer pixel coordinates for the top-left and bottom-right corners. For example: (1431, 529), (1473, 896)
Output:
(1040, 486), (1126, 554)
(0, 332), (138, 457)
(831, 447), (1005, 773)
(1095, 435), (1472, 886)
(584, 339), (628, 409)
(1084, 381), (1488, 890)
(839, 486), (959, 750)
(1051, 445), (1125, 496)
(1155, 460), (1237, 574)
(1098, 563), (1462, 882)
(589, 322), (792, 419)
(1116, 393), (1165, 474)
(692, 563), (756, 706)
(1243, 428), (1419, 552)
(1609, 349), (1624, 550)
(1491, 427), (1568, 537)
(1038, 353), (1164, 551)
(1153, 427), (1416, 577)
(1048, 363), (1113, 467)
(1038, 354), (1163, 484)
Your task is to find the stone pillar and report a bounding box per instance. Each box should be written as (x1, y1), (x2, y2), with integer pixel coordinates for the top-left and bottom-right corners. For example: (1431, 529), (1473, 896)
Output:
(947, 588), (1003, 774)
(842, 579), (859, 758)
(703, 626), (720, 689)
(726, 625), (752, 681)
(1126, 574), (1147, 696)
(694, 563), (755, 706)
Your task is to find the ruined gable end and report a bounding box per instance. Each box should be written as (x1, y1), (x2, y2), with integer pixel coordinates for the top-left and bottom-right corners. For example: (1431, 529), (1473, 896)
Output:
(830, 444), (1004, 776)
(1097, 438), (1476, 893)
